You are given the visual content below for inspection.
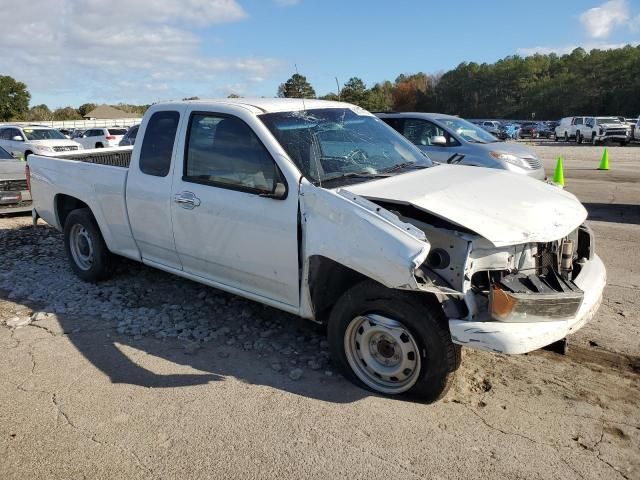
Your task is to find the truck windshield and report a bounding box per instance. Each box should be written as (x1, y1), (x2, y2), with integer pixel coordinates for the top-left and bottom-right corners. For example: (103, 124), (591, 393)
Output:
(260, 108), (432, 186)
(436, 118), (499, 144)
(23, 129), (66, 140)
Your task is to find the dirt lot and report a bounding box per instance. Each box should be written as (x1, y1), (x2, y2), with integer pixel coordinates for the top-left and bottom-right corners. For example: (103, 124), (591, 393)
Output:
(1, 142), (638, 479)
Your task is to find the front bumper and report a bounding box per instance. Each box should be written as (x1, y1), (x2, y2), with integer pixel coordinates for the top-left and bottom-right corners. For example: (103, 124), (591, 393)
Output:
(449, 254), (606, 354)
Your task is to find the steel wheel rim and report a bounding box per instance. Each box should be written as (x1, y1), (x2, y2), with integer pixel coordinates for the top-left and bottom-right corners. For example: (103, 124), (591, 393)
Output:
(69, 224), (94, 271)
(344, 314), (421, 394)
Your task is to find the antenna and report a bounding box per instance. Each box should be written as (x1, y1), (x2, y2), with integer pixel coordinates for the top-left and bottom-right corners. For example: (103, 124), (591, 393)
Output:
(335, 77), (341, 102)
(294, 63), (306, 111)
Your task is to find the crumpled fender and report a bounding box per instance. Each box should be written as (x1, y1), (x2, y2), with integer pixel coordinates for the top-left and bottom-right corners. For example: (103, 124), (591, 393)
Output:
(299, 182), (430, 292)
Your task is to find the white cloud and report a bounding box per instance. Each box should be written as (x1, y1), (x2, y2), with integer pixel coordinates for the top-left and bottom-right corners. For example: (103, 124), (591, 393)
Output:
(274, 0), (300, 6)
(518, 41), (639, 56)
(0, 0), (283, 106)
(579, 0), (630, 38)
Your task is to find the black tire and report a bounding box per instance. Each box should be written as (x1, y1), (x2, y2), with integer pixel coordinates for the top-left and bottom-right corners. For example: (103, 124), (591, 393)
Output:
(564, 132), (569, 142)
(576, 131), (582, 144)
(63, 208), (115, 282)
(327, 280), (460, 402)
(95, 143), (104, 148)
(619, 141), (628, 146)
(592, 133), (598, 146)
(24, 150), (33, 160)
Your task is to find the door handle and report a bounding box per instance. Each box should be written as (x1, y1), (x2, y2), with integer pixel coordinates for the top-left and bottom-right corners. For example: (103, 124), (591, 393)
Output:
(174, 192), (201, 209)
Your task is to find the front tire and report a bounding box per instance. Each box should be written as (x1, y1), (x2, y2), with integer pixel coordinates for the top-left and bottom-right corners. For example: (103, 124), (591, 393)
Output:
(64, 208), (115, 282)
(576, 131), (582, 144)
(592, 133), (598, 146)
(328, 280), (460, 402)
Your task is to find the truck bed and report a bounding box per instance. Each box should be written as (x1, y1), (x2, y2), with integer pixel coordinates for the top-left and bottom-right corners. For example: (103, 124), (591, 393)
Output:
(28, 147), (140, 260)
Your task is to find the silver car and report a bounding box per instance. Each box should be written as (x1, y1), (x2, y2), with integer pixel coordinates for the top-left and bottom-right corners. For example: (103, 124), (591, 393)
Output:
(377, 113), (546, 180)
(0, 146), (31, 214)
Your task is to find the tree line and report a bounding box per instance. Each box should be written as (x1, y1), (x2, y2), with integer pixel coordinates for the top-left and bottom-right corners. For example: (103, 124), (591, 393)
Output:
(278, 45), (640, 119)
(1, 45), (638, 122)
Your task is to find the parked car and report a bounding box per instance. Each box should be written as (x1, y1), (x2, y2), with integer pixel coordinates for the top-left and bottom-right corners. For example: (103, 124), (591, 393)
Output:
(554, 117), (574, 141)
(535, 122), (554, 139)
(0, 145), (31, 214)
(580, 117), (631, 145)
(0, 125), (82, 159)
(378, 113), (545, 180)
(517, 122), (539, 139)
(58, 129), (73, 139)
(27, 99), (605, 401)
(475, 120), (510, 140)
(75, 127), (128, 149)
(119, 124), (140, 146)
(569, 116), (589, 143)
(634, 117), (640, 142)
(70, 129), (86, 139)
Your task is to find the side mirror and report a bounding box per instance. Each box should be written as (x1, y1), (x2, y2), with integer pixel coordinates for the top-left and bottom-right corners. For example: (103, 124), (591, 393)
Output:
(260, 182), (287, 200)
(12, 136), (23, 142)
(431, 135), (447, 146)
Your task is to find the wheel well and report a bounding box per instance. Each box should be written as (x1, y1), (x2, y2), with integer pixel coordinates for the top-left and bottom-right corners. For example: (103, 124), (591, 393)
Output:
(307, 256), (368, 323)
(55, 194), (90, 228)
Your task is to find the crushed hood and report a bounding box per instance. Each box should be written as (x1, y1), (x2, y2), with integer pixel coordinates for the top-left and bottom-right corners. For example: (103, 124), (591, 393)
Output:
(345, 165), (587, 247)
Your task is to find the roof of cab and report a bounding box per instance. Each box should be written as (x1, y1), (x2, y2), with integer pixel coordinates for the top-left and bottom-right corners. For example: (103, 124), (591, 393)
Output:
(159, 98), (360, 114)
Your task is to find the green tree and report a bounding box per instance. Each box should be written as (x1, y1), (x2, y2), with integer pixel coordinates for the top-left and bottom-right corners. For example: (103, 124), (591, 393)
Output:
(25, 104), (53, 121)
(340, 77), (368, 106)
(78, 102), (97, 117)
(52, 107), (82, 121)
(0, 75), (30, 121)
(277, 73), (316, 99)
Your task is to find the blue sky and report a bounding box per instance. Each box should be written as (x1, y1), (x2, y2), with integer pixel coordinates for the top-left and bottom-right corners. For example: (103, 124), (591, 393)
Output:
(2, 0), (639, 108)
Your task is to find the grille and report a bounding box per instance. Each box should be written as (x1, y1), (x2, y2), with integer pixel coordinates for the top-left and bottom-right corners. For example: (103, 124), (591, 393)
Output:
(523, 157), (543, 169)
(53, 145), (79, 152)
(604, 129), (626, 136)
(56, 149), (131, 168)
(0, 180), (28, 192)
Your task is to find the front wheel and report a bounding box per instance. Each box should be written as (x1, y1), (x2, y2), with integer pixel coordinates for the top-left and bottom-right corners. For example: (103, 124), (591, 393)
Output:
(328, 280), (460, 402)
(592, 134), (598, 146)
(64, 208), (116, 282)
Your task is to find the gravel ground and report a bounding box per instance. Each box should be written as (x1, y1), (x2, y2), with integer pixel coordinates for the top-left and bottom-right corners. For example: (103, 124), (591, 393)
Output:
(0, 142), (638, 479)
(0, 218), (334, 380)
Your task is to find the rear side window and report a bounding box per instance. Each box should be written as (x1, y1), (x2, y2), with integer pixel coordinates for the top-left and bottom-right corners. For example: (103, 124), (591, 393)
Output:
(139, 111), (180, 177)
(108, 128), (127, 135)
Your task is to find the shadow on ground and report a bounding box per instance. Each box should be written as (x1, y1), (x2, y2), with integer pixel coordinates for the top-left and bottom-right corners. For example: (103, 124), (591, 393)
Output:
(584, 203), (640, 225)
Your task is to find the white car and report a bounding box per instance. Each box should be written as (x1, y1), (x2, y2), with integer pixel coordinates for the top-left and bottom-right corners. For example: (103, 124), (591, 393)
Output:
(27, 98), (606, 401)
(75, 127), (128, 149)
(554, 117), (574, 141)
(0, 125), (82, 159)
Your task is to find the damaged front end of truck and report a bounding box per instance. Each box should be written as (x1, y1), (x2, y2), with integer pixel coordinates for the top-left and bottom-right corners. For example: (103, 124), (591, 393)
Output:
(299, 181), (606, 356)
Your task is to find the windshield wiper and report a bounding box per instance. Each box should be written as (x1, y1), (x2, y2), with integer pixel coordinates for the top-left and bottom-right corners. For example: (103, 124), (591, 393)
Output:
(381, 161), (428, 173)
(320, 171), (389, 185)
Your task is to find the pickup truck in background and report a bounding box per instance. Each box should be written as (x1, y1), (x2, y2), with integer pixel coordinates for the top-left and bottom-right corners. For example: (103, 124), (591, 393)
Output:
(579, 117), (630, 145)
(27, 99), (606, 401)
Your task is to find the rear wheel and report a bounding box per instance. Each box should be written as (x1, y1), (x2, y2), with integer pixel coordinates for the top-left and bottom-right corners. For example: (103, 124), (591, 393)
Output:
(95, 143), (104, 148)
(592, 133), (598, 145)
(576, 131), (582, 144)
(24, 150), (33, 160)
(564, 132), (569, 142)
(64, 208), (115, 282)
(328, 280), (460, 402)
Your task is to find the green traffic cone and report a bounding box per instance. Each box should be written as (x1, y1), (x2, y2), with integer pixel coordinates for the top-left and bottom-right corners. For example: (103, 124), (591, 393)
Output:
(553, 156), (565, 186)
(598, 148), (609, 170)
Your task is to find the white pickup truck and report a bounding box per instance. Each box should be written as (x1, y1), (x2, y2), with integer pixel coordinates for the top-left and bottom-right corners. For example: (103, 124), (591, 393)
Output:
(27, 99), (606, 401)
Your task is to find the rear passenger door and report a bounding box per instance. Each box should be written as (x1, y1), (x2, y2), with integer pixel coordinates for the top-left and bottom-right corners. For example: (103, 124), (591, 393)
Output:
(169, 108), (300, 308)
(126, 108), (186, 269)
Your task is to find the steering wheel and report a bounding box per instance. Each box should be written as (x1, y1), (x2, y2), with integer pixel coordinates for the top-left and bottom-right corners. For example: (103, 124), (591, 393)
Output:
(345, 148), (368, 164)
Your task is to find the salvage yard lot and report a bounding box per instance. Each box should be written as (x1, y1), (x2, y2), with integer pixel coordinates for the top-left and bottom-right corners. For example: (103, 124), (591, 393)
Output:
(1, 142), (638, 479)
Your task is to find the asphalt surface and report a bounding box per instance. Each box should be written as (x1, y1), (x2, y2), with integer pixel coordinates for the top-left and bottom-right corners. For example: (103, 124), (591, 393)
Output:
(1, 141), (638, 479)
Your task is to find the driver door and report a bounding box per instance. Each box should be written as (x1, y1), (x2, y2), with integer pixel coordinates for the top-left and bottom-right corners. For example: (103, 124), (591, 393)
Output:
(402, 119), (462, 163)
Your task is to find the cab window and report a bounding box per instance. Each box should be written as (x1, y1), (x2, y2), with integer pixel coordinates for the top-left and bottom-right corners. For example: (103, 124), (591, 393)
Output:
(184, 113), (277, 194)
